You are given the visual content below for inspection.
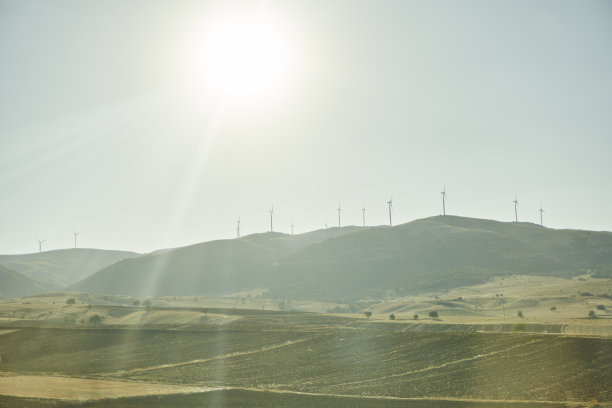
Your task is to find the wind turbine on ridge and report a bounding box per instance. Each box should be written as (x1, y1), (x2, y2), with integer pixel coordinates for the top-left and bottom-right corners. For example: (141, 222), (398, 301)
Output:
(387, 197), (393, 227)
(539, 206), (545, 226)
(441, 186), (447, 216)
(36, 237), (47, 253)
(236, 218), (241, 238)
(291, 219), (294, 235)
(513, 196), (519, 222)
(337, 204), (341, 228)
(73, 230), (80, 249)
(269, 206), (274, 232)
(362, 207), (366, 227)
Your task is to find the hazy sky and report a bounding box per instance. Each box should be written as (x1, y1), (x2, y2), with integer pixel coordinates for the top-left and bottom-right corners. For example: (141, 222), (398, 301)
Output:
(1, 0), (611, 254)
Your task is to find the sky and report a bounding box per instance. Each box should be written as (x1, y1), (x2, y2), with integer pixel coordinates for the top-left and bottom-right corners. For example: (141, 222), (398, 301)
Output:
(1, 0), (611, 254)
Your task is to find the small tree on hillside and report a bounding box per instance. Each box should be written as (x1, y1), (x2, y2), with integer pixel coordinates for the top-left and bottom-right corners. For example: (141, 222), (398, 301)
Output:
(143, 300), (152, 311)
(588, 310), (597, 318)
(364, 311), (372, 319)
(66, 298), (76, 305)
(429, 311), (439, 318)
(389, 314), (395, 320)
(517, 310), (524, 318)
(133, 299), (141, 306)
(88, 314), (103, 325)
(413, 314), (419, 320)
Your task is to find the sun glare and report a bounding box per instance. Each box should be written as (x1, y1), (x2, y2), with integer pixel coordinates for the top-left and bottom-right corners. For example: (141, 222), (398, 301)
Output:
(195, 12), (293, 104)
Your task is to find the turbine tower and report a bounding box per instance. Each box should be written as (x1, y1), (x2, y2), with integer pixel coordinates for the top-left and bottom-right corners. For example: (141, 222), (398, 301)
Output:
(539, 206), (544, 226)
(269, 206), (274, 232)
(337, 204), (341, 228)
(362, 207), (366, 227)
(73, 231), (80, 249)
(36, 237), (47, 253)
(387, 197), (393, 227)
(291, 220), (294, 235)
(236, 218), (241, 238)
(441, 187), (447, 216)
(513, 196), (519, 222)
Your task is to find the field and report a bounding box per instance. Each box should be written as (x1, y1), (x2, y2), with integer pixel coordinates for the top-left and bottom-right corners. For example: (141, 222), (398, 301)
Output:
(1, 300), (611, 407)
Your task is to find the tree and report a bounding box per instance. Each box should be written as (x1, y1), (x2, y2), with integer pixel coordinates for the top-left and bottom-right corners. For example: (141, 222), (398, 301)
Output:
(429, 311), (439, 318)
(389, 314), (395, 320)
(133, 299), (141, 306)
(517, 310), (524, 318)
(88, 314), (103, 325)
(589, 310), (597, 318)
(550, 306), (557, 311)
(66, 298), (76, 305)
(413, 314), (419, 320)
(596, 304), (606, 311)
(143, 300), (152, 311)
(364, 311), (372, 319)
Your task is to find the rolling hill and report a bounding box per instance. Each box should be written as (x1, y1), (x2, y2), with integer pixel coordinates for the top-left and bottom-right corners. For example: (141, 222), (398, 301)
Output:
(69, 216), (612, 300)
(0, 248), (138, 288)
(0, 265), (50, 299)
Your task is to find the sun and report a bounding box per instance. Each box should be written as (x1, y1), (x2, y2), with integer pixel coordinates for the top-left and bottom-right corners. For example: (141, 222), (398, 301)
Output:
(195, 12), (293, 104)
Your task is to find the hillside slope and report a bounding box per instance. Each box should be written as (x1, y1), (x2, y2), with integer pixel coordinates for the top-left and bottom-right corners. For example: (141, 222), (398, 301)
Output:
(70, 216), (612, 300)
(0, 248), (138, 288)
(0, 265), (50, 299)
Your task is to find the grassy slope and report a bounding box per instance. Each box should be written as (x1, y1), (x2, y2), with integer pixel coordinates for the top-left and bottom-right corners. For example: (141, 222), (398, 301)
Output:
(0, 248), (138, 288)
(0, 265), (50, 299)
(0, 312), (610, 403)
(69, 216), (612, 300)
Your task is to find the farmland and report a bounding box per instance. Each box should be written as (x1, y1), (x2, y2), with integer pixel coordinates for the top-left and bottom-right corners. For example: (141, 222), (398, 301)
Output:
(0, 305), (610, 407)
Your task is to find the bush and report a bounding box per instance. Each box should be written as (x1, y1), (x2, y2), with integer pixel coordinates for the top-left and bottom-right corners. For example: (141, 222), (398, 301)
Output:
(413, 314), (419, 320)
(88, 314), (103, 325)
(389, 314), (395, 320)
(512, 323), (526, 332)
(364, 311), (372, 319)
(588, 310), (597, 318)
(428, 311), (439, 318)
(517, 310), (524, 318)
(133, 299), (141, 306)
(143, 300), (152, 311)
(550, 306), (557, 311)
(66, 298), (76, 305)
(596, 304), (606, 311)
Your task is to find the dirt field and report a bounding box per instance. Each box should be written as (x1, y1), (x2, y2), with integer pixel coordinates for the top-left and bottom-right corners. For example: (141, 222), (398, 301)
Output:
(0, 374), (218, 401)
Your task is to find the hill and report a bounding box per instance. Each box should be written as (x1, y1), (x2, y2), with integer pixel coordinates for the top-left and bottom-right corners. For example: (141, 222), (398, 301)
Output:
(69, 216), (612, 301)
(0, 248), (138, 288)
(0, 265), (50, 299)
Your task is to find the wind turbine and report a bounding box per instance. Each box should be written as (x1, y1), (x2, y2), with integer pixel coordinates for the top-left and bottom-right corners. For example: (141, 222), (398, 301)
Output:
(269, 206), (274, 232)
(362, 207), (366, 227)
(73, 231), (80, 249)
(513, 196), (519, 222)
(539, 206), (544, 226)
(36, 237), (47, 253)
(337, 204), (341, 228)
(291, 219), (294, 235)
(441, 187), (447, 216)
(387, 197), (393, 227)
(236, 218), (241, 238)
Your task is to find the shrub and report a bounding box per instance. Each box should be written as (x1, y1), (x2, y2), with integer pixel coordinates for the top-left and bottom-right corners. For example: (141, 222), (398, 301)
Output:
(413, 314), (418, 320)
(596, 304), (606, 311)
(133, 299), (141, 306)
(550, 306), (557, 311)
(88, 314), (103, 325)
(66, 298), (76, 305)
(517, 310), (524, 318)
(389, 314), (395, 320)
(428, 311), (439, 318)
(588, 310), (596, 318)
(364, 311), (372, 319)
(143, 300), (152, 311)
(512, 323), (526, 332)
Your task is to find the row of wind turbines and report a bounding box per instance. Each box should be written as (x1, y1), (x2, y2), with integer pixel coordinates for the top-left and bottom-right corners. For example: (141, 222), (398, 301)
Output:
(35, 231), (80, 253)
(235, 188), (546, 238)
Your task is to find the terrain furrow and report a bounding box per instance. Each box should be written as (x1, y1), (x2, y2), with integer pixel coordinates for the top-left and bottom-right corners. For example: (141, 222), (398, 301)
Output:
(326, 338), (545, 388)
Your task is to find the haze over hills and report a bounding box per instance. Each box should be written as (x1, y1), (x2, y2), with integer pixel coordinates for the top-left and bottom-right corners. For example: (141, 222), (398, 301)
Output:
(69, 216), (612, 301)
(0, 248), (138, 289)
(0, 264), (49, 299)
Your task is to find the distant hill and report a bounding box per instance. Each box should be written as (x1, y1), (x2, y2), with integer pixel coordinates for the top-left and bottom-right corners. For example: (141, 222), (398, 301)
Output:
(0, 248), (138, 288)
(0, 265), (50, 299)
(69, 216), (612, 301)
